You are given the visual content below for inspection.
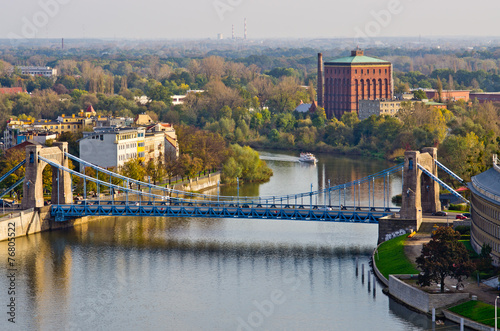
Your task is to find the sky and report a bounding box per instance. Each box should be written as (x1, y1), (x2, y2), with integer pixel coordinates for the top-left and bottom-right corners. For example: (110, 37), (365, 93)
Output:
(2, 0), (500, 40)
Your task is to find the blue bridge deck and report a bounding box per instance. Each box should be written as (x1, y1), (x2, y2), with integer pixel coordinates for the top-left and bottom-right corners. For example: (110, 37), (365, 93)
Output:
(51, 203), (399, 223)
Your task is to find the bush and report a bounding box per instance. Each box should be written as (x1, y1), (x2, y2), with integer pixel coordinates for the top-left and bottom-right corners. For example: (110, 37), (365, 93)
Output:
(455, 225), (471, 235)
(392, 194), (402, 206)
(449, 203), (469, 212)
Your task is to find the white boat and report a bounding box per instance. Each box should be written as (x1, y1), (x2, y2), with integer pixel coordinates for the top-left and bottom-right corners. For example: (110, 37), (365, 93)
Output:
(299, 152), (317, 163)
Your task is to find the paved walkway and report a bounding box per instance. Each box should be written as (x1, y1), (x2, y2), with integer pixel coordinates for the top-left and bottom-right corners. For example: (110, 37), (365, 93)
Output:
(404, 216), (499, 305)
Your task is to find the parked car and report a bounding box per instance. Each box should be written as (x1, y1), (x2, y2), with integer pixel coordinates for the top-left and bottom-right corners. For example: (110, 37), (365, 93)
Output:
(432, 211), (447, 216)
(456, 214), (467, 220)
(463, 213), (471, 218)
(0, 200), (12, 207)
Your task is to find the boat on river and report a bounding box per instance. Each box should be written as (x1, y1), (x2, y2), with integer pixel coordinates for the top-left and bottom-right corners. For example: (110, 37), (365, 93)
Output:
(299, 152), (317, 164)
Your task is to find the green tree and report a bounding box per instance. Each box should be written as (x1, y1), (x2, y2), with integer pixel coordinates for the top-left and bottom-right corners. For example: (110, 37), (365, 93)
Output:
(416, 226), (475, 293)
(413, 89), (427, 100)
(121, 159), (146, 183)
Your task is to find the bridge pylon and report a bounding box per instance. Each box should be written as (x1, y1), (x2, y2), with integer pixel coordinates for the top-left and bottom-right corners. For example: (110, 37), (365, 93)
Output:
(400, 147), (441, 223)
(21, 142), (73, 209)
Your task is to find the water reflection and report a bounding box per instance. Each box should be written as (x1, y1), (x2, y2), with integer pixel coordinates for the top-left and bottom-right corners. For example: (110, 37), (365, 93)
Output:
(0, 153), (460, 330)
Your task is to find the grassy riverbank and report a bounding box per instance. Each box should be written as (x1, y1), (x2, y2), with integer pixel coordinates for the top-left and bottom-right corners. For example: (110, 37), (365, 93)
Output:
(449, 300), (499, 327)
(374, 234), (420, 279)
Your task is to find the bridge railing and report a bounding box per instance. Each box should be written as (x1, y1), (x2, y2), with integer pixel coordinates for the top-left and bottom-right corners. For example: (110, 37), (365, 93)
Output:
(65, 152), (404, 204)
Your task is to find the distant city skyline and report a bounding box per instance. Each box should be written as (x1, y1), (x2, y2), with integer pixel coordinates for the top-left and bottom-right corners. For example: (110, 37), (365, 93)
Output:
(2, 0), (500, 41)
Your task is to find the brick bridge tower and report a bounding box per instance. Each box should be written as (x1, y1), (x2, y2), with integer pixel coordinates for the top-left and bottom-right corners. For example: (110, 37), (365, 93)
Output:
(400, 147), (441, 223)
(21, 142), (73, 209)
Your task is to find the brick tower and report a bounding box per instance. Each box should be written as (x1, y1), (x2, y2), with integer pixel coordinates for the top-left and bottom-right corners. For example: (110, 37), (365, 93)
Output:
(323, 49), (393, 119)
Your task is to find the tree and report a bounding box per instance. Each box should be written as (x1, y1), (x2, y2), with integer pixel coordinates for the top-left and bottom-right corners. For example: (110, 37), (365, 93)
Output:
(146, 158), (165, 185)
(121, 159), (146, 183)
(416, 226), (475, 292)
(413, 89), (427, 100)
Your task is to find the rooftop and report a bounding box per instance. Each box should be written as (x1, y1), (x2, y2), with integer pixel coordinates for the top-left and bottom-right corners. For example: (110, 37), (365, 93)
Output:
(471, 168), (500, 198)
(325, 50), (390, 65)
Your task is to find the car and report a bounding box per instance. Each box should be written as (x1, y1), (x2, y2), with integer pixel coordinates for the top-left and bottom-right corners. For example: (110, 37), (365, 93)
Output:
(456, 214), (467, 220)
(0, 200), (12, 207)
(432, 211), (447, 216)
(463, 213), (471, 218)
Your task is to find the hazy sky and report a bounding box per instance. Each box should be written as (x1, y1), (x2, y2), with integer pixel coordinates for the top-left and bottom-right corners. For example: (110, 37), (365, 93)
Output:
(2, 0), (500, 40)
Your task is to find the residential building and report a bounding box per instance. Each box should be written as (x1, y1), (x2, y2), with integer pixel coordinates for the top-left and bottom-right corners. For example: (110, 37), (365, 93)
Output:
(79, 127), (145, 170)
(134, 114), (155, 126)
(79, 124), (179, 170)
(469, 154), (500, 266)
(320, 49), (393, 119)
(358, 100), (403, 120)
(18, 66), (57, 77)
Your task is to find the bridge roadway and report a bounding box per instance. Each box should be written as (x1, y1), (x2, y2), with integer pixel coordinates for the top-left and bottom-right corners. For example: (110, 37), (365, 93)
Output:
(51, 201), (399, 223)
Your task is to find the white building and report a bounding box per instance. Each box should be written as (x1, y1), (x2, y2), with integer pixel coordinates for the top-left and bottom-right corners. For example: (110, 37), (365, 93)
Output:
(358, 100), (403, 121)
(79, 127), (145, 170)
(18, 66), (57, 77)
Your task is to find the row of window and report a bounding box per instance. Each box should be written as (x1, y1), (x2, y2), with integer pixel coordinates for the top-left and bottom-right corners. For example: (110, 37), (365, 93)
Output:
(48, 125), (78, 129)
(118, 153), (137, 161)
(90, 135), (104, 141)
(327, 68), (389, 75)
(472, 195), (500, 221)
(471, 225), (500, 254)
(118, 143), (137, 150)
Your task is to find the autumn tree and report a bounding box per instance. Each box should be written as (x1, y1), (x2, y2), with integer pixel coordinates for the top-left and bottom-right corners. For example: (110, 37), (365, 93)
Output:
(146, 158), (165, 185)
(416, 226), (475, 293)
(121, 159), (146, 184)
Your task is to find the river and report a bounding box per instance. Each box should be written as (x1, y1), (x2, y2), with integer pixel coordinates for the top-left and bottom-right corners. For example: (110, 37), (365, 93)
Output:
(0, 151), (465, 330)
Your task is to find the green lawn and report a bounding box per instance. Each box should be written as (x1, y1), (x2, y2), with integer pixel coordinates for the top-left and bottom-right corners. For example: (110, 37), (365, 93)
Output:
(449, 300), (499, 327)
(374, 234), (420, 279)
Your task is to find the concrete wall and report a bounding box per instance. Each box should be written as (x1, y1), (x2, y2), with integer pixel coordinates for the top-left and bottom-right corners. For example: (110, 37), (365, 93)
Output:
(443, 309), (494, 331)
(0, 207), (114, 242)
(389, 275), (470, 314)
(173, 173), (221, 192)
(378, 216), (419, 244)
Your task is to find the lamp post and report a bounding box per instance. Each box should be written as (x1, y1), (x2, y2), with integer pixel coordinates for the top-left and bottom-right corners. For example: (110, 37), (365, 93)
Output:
(496, 296), (500, 331)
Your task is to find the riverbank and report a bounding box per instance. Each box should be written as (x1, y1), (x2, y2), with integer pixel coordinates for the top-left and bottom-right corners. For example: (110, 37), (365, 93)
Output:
(372, 218), (500, 330)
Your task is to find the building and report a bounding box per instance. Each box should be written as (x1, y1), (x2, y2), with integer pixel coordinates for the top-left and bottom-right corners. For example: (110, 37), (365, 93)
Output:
(294, 101), (318, 113)
(424, 90), (470, 102)
(469, 92), (500, 104)
(79, 124), (179, 170)
(79, 127), (145, 170)
(0, 87), (25, 95)
(358, 100), (403, 120)
(18, 66), (57, 77)
(469, 154), (500, 266)
(321, 49), (393, 119)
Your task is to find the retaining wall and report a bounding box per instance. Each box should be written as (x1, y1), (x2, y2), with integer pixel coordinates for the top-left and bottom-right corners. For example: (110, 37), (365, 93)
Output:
(378, 216), (420, 244)
(173, 173), (221, 192)
(443, 310), (494, 331)
(389, 275), (470, 314)
(0, 207), (113, 242)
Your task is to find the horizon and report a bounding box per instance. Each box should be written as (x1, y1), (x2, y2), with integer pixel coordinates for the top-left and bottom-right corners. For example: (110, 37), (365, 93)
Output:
(2, 0), (500, 41)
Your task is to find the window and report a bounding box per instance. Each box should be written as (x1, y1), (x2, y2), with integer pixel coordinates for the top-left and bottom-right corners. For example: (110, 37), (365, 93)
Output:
(68, 125), (70, 129)
(100, 135), (103, 141)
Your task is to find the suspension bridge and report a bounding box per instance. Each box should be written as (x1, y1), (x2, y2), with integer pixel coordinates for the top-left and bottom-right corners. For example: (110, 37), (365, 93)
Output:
(0, 143), (468, 226)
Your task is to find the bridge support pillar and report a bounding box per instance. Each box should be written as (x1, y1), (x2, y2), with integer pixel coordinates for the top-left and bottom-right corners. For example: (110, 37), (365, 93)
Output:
(421, 147), (441, 214)
(400, 148), (441, 224)
(21, 142), (73, 209)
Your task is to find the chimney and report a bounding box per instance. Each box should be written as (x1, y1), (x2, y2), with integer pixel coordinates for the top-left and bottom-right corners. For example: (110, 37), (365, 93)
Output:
(317, 53), (324, 108)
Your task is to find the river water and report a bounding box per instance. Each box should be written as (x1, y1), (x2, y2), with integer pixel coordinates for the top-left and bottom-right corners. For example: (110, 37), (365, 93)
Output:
(0, 151), (464, 330)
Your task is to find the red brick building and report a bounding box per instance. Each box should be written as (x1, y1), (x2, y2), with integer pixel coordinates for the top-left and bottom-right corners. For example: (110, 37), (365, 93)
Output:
(425, 90), (470, 102)
(469, 92), (500, 104)
(321, 50), (393, 119)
